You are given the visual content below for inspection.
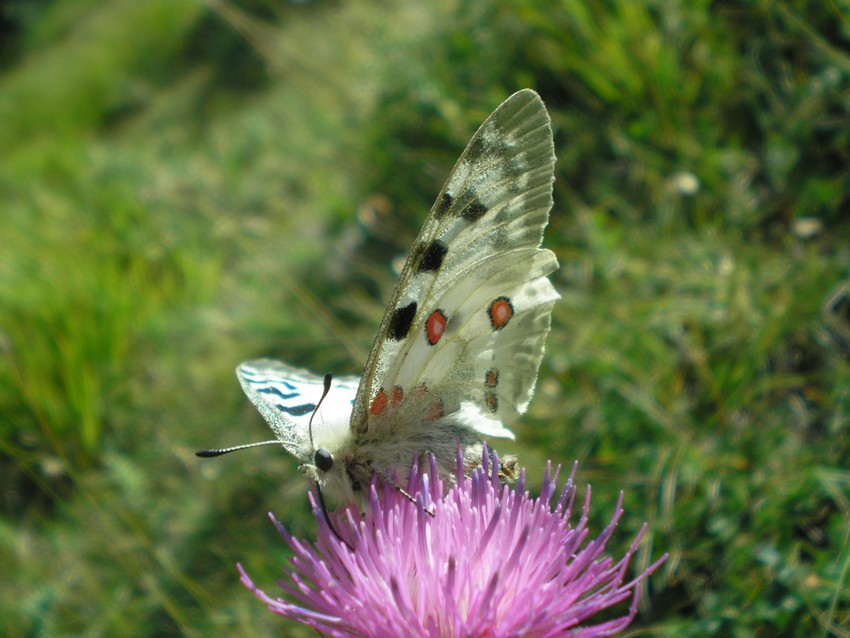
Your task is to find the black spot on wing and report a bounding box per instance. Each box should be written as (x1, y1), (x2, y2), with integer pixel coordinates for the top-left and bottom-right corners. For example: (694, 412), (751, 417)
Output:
(462, 197), (488, 221)
(467, 134), (488, 165)
(258, 386), (299, 400)
(416, 240), (448, 273)
(240, 369), (298, 392)
(437, 192), (453, 218)
(276, 403), (316, 417)
(388, 301), (417, 341)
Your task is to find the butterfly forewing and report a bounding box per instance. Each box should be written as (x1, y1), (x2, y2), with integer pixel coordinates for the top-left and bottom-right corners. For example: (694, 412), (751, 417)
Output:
(237, 360), (359, 458)
(351, 89), (558, 440)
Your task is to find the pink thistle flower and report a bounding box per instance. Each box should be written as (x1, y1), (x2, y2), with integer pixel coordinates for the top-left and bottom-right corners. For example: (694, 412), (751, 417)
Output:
(238, 448), (667, 637)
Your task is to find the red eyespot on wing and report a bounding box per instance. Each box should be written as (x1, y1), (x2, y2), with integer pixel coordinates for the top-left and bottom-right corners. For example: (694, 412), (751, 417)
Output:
(370, 388), (388, 416)
(426, 310), (448, 345)
(391, 385), (404, 406)
(485, 391), (498, 413)
(485, 368), (499, 387)
(488, 297), (514, 330)
(425, 399), (444, 421)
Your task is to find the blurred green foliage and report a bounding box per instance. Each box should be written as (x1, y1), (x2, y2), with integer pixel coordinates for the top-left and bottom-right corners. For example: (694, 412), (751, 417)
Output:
(1, 0), (848, 636)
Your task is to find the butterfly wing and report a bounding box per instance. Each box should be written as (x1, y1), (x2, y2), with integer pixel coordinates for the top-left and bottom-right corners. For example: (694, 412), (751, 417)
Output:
(237, 359), (360, 458)
(350, 89), (558, 440)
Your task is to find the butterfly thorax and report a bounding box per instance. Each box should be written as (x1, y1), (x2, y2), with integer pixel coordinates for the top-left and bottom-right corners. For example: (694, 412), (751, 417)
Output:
(308, 409), (499, 506)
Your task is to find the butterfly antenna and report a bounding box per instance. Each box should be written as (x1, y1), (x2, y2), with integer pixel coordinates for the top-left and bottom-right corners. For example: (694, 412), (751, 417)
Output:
(308, 373), (333, 451)
(195, 440), (281, 458)
(314, 483), (354, 551)
(368, 462), (436, 517)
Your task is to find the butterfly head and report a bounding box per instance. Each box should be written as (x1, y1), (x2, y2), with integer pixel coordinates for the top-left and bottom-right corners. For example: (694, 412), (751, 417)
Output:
(298, 444), (341, 482)
(296, 372), (350, 476)
(313, 448), (334, 472)
(298, 443), (363, 506)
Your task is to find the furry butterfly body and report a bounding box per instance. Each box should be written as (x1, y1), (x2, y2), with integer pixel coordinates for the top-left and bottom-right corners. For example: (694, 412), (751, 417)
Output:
(236, 89), (558, 505)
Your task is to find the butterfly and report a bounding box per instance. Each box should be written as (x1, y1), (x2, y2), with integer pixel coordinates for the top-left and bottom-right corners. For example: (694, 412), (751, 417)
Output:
(199, 89), (559, 507)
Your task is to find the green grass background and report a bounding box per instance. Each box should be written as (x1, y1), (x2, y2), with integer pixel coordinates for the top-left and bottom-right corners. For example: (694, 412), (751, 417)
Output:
(1, 0), (848, 636)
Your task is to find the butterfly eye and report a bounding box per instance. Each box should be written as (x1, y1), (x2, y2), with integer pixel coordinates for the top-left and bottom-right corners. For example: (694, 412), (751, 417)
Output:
(314, 449), (334, 472)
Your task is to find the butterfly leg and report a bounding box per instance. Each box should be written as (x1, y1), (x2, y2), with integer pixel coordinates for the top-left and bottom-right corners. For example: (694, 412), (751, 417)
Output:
(461, 444), (519, 484)
(496, 452), (519, 483)
(366, 461), (436, 517)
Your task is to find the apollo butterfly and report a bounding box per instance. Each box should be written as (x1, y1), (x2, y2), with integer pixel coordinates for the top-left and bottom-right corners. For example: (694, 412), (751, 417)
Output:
(199, 89), (559, 505)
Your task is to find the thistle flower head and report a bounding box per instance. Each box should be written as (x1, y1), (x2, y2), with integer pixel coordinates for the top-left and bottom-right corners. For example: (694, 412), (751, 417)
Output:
(239, 447), (666, 637)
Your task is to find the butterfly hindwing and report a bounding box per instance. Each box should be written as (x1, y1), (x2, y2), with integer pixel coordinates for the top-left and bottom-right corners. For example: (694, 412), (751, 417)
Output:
(350, 89), (558, 440)
(237, 360), (359, 458)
